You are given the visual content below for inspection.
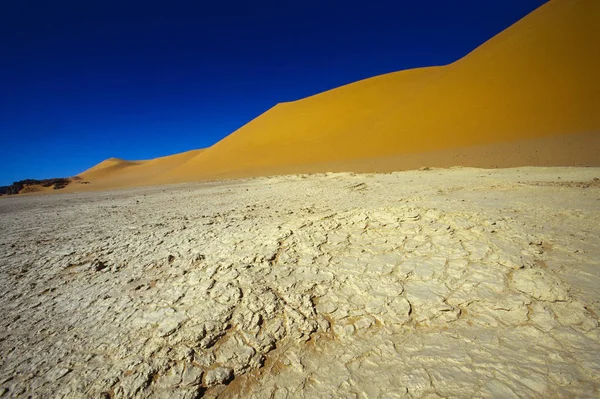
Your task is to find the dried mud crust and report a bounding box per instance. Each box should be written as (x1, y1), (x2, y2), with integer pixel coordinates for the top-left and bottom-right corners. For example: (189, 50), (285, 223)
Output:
(0, 167), (599, 398)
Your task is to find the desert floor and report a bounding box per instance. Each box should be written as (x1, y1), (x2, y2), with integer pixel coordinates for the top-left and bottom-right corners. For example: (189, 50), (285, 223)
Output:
(1, 167), (599, 398)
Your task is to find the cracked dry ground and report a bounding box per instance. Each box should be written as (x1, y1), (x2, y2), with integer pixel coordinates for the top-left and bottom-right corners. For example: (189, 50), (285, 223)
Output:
(1, 167), (600, 398)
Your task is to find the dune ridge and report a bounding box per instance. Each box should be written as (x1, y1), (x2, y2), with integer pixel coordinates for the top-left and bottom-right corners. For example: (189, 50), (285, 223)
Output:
(78, 0), (600, 190)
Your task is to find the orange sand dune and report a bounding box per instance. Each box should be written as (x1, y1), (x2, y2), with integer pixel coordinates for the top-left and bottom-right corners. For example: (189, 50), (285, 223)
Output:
(79, 158), (143, 181)
(78, 150), (203, 189)
(79, 0), (600, 189)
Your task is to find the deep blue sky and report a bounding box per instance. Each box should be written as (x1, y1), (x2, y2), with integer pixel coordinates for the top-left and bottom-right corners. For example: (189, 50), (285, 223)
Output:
(0, 0), (547, 184)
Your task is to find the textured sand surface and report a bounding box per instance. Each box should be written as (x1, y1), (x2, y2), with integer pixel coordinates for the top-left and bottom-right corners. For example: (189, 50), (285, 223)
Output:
(1, 167), (599, 398)
(76, 0), (600, 190)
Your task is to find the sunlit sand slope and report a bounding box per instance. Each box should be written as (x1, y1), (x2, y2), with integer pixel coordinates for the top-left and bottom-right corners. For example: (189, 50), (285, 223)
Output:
(79, 158), (143, 182)
(81, 0), (600, 188)
(77, 150), (203, 189)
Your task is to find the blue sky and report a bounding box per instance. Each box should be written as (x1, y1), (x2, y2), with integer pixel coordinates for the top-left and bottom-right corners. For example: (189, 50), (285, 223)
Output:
(0, 0), (547, 185)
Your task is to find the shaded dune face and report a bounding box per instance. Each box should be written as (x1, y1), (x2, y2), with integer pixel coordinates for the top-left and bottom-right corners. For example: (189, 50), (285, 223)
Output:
(79, 0), (600, 189)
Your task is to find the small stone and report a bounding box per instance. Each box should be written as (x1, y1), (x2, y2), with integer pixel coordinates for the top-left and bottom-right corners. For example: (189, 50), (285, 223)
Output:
(181, 366), (203, 387)
(204, 367), (233, 387)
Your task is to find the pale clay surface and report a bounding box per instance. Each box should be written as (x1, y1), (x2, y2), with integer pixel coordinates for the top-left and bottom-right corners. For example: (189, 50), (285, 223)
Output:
(1, 167), (599, 398)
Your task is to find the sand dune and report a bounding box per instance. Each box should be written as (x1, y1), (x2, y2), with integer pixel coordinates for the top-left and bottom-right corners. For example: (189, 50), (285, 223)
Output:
(77, 150), (203, 189)
(78, 158), (143, 181)
(78, 0), (599, 189)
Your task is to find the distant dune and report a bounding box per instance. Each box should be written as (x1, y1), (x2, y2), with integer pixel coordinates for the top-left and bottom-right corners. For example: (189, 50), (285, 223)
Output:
(77, 150), (203, 190)
(76, 0), (599, 190)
